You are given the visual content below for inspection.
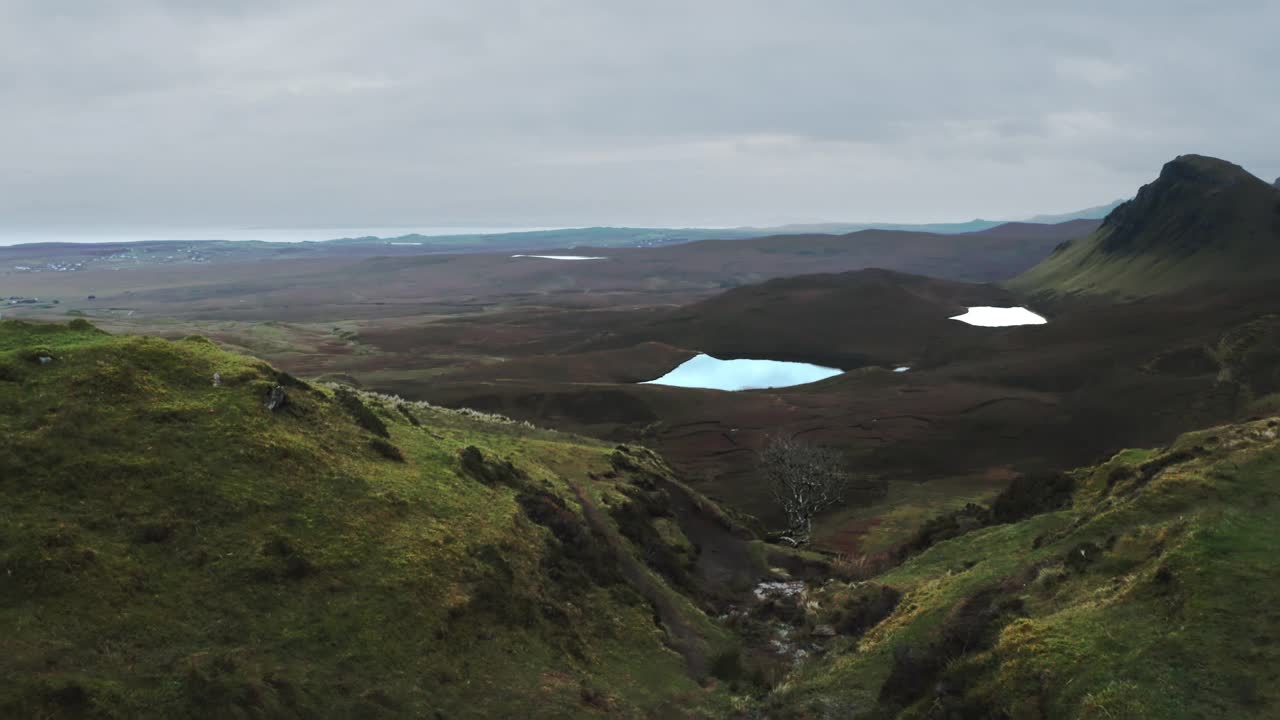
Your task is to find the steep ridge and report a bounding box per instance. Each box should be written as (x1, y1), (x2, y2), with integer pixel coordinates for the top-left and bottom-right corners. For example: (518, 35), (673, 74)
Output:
(1010, 154), (1280, 299)
(0, 320), (772, 718)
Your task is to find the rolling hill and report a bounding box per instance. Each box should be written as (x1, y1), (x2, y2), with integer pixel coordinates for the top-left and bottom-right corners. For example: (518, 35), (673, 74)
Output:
(1009, 155), (1280, 299)
(582, 268), (1018, 369)
(0, 320), (783, 718)
(6, 320), (1280, 718)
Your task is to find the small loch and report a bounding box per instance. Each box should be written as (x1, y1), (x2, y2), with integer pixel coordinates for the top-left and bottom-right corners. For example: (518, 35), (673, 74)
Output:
(642, 354), (843, 391)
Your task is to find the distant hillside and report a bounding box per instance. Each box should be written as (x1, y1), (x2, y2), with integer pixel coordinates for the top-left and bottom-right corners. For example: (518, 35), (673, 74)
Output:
(588, 268), (1016, 369)
(1023, 199), (1125, 224)
(961, 218), (1101, 241)
(759, 219), (1004, 235)
(320, 220), (1072, 250)
(625, 218), (1097, 287)
(1009, 155), (1280, 299)
(336, 218), (1088, 250)
(0, 217), (1095, 328)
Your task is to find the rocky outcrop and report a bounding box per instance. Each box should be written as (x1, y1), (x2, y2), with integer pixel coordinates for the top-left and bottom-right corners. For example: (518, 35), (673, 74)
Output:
(264, 385), (287, 411)
(1099, 154), (1269, 255)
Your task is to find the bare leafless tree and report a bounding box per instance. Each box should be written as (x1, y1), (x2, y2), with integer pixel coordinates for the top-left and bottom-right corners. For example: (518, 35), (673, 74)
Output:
(759, 435), (849, 546)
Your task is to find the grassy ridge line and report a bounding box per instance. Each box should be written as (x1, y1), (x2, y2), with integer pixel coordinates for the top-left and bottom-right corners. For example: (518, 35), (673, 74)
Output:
(0, 319), (737, 718)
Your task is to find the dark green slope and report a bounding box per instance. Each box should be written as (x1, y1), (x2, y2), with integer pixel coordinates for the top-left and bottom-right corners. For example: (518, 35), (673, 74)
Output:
(0, 320), (752, 719)
(1009, 155), (1280, 299)
(769, 417), (1280, 718)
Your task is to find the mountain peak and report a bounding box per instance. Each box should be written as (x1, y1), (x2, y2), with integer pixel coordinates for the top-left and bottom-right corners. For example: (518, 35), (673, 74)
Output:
(1157, 154), (1259, 187)
(1096, 154), (1269, 253)
(1011, 154), (1280, 298)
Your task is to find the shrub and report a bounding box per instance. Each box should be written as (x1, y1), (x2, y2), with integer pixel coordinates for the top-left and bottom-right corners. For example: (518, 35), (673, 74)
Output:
(397, 404), (421, 426)
(831, 584), (901, 637)
(903, 503), (991, 555)
(0, 360), (22, 383)
(516, 490), (620, 588)
(369, 438), (406, 463)
(610, 492), (695, 593)
(991, 471), (1075, 522)
(333, 387), (389, 438)
(458, 446), (525, 486)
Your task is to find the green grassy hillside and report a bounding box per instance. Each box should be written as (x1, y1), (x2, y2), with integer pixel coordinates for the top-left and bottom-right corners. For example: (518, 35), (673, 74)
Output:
(1009, 155), (1280, 299)
(0, 320), (744, 718)
(8, 318), (1280, 719)
(765, 417), (1280, 718)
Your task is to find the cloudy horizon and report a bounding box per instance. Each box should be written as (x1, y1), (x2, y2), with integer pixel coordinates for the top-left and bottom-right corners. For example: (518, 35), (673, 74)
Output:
(2, 1), (1277, 232)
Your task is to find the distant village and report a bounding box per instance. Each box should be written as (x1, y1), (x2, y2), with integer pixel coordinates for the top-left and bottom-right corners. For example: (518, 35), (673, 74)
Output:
(10, 261), (84, 272)
(5, 247), (214, 276)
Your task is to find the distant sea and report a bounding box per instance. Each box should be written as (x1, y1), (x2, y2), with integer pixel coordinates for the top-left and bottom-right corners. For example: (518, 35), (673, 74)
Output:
(0, 226), (555, 247)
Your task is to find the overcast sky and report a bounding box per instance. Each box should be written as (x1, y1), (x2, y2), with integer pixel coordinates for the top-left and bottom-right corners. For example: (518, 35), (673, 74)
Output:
(2, 1), (1277, 233)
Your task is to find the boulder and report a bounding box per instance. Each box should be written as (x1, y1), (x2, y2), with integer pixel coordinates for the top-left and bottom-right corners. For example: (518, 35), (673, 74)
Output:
(265, 385), (287, 411)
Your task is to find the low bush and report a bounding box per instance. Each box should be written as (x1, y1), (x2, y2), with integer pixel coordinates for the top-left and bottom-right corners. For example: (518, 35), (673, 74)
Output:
(333, 386), (389, 438)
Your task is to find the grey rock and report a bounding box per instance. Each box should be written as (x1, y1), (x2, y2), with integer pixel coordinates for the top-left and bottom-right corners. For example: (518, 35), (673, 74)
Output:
(212, 372), (222, 387)
(265, 385), (287, 411)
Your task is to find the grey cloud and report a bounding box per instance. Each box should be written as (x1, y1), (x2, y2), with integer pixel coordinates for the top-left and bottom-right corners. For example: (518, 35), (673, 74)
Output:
(0, 1), (1276, 231)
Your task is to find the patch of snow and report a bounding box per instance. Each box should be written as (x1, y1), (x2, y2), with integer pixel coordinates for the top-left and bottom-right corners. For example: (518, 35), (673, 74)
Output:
(510, 254), (606, 260)
(949, 306), (1047, 327)
(642, 354), (843, 391)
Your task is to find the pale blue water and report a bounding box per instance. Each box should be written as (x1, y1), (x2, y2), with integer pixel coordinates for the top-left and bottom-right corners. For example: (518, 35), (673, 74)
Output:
(642, 354), (843, 391)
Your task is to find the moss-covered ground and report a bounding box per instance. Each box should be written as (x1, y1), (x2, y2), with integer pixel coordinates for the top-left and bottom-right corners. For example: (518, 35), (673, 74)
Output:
(0, 320), (742, 718)
(765, 418), (1280, 718)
